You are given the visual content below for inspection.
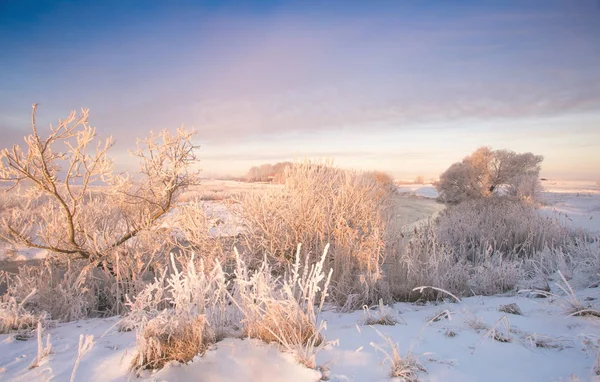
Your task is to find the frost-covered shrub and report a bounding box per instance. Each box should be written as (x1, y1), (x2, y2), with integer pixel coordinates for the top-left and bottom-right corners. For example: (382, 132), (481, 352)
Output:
(468, 255), (524, 295)
(2, 261), (104, 322)
(235, 160), (395, 310)
(132, 313), (209, 372)
(172, 202), (229, 268)
(363, 171), (396, 192)
(385, 225), (469, 301)
(0, 288), (42, 334)
(125, 253), (234, 372)
(435, 198), (570, 262)
(384, 196), (592, 300)
(233, 245), (332, 368)
(122, 252), (232, 329)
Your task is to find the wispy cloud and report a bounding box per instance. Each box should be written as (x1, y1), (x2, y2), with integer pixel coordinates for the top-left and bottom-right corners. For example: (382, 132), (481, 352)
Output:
(1, 1), (599, 178)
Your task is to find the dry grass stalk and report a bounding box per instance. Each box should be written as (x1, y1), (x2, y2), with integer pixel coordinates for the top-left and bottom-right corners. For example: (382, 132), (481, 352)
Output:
(132, 315), (209, 372)
(412, 286), (461, 303)
(427, 309), (452, 324)
(581, 336), (600, 376)
(499, 303), (523, 316)
(361, 299), (400, 326)
(524, 333), (572, 350)
(70, 334), (95, 382)
(472, 315), (511, 353)
(525, 271), (600, 318)
(29, 320), (52, 369)
(370, 327), (426, 381)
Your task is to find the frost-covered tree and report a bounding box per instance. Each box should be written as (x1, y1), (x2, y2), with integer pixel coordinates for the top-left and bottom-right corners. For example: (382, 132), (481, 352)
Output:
(436, 146), (543, 204)
(0, 104), (200, 260)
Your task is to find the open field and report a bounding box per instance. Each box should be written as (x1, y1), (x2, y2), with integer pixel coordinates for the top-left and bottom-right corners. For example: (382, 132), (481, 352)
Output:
(1, 179), (599, 381)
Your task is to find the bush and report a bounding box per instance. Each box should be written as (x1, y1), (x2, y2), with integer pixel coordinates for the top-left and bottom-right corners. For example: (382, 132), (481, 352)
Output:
(0, 287), (42, 334)
(235, 160), (396, 310)
(123, 246), (332, 372)
(126, 253), (232, 372)
(2, 261), (109, 322)
(385, 197), (591, 300)
(232, 245), (332, 368)
(244, 162), (292, 183)
(132, 313), (209, 372)
(435, 198), (570, 261)
(385, 224), (469, 301)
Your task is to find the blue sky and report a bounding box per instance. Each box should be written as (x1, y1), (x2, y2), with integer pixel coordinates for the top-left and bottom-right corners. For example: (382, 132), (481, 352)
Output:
(1, 0), (599, 179)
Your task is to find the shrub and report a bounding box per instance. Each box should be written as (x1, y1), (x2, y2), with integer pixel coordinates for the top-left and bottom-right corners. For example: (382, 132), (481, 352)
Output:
(435, 198), (569, 262)
(2, 261), (106, 322)
(126, 253), (231, 372)
(235, 160), (395, 310)
(172, 202), (229, 269)
(0, 288), (41, 334)
(232, 245), (332, 368)
(385, 224), (469, 301)
(385, 196), (587, 300)
(132, 313), (209, 372)
(244, 162), (292, 183)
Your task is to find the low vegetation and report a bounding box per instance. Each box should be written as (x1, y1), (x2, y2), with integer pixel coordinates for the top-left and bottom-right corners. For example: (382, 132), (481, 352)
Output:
(1, 107), (599, 377)
(370, 328), (426, 380)
(235, 160), (395, 310)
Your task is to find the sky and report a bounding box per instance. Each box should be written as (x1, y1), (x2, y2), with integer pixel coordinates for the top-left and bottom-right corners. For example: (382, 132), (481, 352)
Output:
(1, 0), (599, 180)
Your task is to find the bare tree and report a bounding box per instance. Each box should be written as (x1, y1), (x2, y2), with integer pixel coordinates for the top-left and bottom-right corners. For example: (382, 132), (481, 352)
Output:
(0, 105), (200, 260)
(436, 146), (543, 204)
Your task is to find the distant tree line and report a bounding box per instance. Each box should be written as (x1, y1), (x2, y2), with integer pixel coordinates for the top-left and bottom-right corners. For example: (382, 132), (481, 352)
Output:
(244, 162), (396, 189)
(245, 162), (293, 183)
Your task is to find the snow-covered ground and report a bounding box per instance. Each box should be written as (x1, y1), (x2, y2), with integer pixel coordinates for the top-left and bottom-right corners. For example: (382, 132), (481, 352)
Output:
(539, 180), (600, 234)
(2, 286), (599, 381)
